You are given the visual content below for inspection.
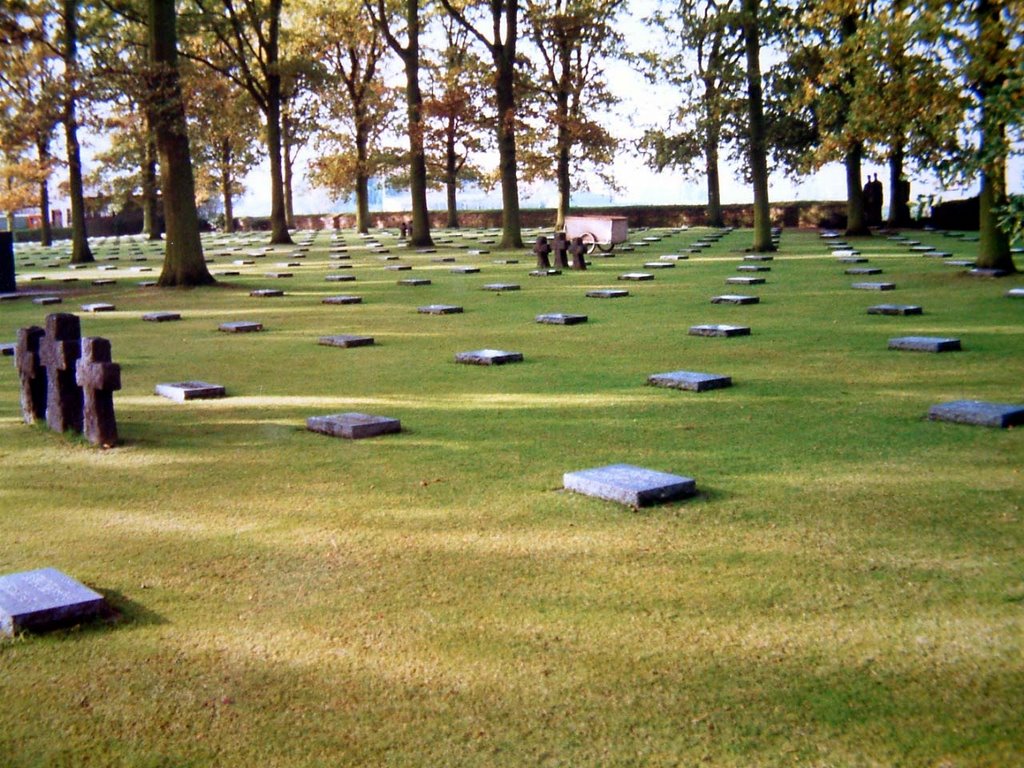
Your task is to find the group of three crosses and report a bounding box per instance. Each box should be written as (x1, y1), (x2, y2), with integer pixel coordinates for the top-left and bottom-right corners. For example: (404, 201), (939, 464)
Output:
(14, 313), (121, 448)
(534, 232), (589, 271)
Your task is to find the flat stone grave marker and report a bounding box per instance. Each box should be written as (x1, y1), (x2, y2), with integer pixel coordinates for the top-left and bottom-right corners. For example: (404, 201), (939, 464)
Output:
(846, 267), (882, 275)
(322, 295), (362, 305)
(838, 256), (868, 264)
(483, 283), (520, 292)
(563, 464), (696, 508)
(832, 249), (861, 257)
(264, 272), (292, 278)
(867, 304), (922, 316)
(142, 312), (181, 322)
(155, 381), (226, 401)
(711, 294), (759, 305)
(250, 289), (285, 298)
(923, 251), (953, 258)
(130, 266), (152, 273)
(431, 257), (456, 263)
(81, 303), (115, 312)
(1006, 288), (1024, 298)
(530, 269), (562, 277)
(451, 266), (480, 274)
(928, 400), (1024, 428)
(418, 304), (463, 315)
(536, 313), (587, 325)
(219, 321), (263, 333)
(0, 567), (107, 636)
(648, 370), (732, 392)
(417, 248), (436, 254)
(215, 271), (240, 277)
(455, 349), (524, 365)
(233, 259), (255, 265)
(587, 289), (629, 298)
(947, 260), (976, 267)
(888, 336), (961, 352)
(277, 261), (302, 268)
(737, 265), (770, 272)
(726, 276), (765, 285)
(318, 334), (374, 348)
(852, 282), (895, 291)
(659, 254), (688, 261)
(98, 265), (117, 271)
(386, 264), (412, 271)
(619, 273), (656, 282)
(910, 245), (934, 252)
(644, 262), (674, 269)
(689, 324), (750, 337)
(399, 278), (431, 286)
(969, 268), (1009, 278)
(308, 412), (401, 439)
(92, 279), (116, 286)
(743, 254), (773, 261)
(492, 259), (518, 264)
(468, 249), (490, 256)
(0, 342), (14, 356)
(325, 274), (355, 282)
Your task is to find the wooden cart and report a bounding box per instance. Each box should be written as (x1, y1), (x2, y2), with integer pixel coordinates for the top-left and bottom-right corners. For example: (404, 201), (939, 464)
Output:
(564, 215), (628, 254)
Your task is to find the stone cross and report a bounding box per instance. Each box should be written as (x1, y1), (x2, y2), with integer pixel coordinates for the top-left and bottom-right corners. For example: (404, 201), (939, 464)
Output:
(552, 232), (570, 269)
(533, 236), (552, 269)
(14, 325), (46, 424)
(38, 313), (83, 434)
(399, 221), (409, 239)
(569, 237), (588, 271)
(76, 337), (121, 447)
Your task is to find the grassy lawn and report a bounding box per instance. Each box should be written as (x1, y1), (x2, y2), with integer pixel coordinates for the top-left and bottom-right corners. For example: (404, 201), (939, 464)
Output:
(1, 225), (1022, 766)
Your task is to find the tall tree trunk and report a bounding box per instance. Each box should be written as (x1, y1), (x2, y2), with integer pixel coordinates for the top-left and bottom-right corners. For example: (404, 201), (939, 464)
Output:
(282, 113), (296, 229)
(143, 127), (160, 239)
(975, 0), (1014, 272)
(221, 138), (235, 233)
(354, 124), (371, 234)
(495, 57), (523, 249)
(63, 0), (92, 263)
(265, 78), (293, 244)
(887, 144), (908, 227)
(445, 122), (459, 229)
(703, 81), (724, 228)
(844, 143), (869, 236)
(36, 137), (52, 247)
(402, 3), (433, 248)
(149, 0), (213, 287)
(555, 89), (571, 230)
(742, 0), (774, 252)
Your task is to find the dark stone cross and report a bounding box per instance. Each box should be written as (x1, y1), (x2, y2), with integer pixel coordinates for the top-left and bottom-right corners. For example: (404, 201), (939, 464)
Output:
(38, 313), (83, 434)
(399, 221), (409, 239)
(533, 236), (552, 269)
(14, 326), (46, 424)
(552, 232), (570, 269)
(76, 337), (121, 447)
(569, 237), (588, 271)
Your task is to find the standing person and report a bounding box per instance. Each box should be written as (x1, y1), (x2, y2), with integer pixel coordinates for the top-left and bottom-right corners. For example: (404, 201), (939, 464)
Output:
(863, 176), (878, 227)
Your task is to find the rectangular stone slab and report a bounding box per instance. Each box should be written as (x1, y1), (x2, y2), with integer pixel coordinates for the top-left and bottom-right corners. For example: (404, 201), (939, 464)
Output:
(0, 567), (106, 636)
(482, 283), (520, 291)
(1005, 288), (1024, 298)
(587, 289), (629, 298)
(264, 272), (293, 278)
(455, 349), (524, 365)
(418, 304), (463, 314)
(142, 312), (182, 322)
(867, 304), (922, 315)
(155, 381), (227, 401)
(928, 400), (1024, 428)
(644, 262), (674, 269)
(648, 370), (732, 392)
(325, 274), (355, 281)
(398, 278), (431, 286)
(322, 295), (362, 305)
(618, 273), (654, 281)
(737, 265), (769, 272)
(536, 313), (588, 325)
(451, 266), (480, 273)
(219, 321), (263, 332)
(852, 282), (895, 290)
(529, 269), (562, 276)
(846, 267), (882, 275)
(318, 334), (374, 348)
(307, 412), (401, 439)
(564, 464), (697, 507)
(33, 297), (62, 305)
(250, 289), (285, 297)
(888, 336), (961, 352)
(711, 295), (759, 305)
(743, 254), (773, 261)
(0, 342), (14, 356)
(689, 324), (750, 337)
(81, 303), (115, 312)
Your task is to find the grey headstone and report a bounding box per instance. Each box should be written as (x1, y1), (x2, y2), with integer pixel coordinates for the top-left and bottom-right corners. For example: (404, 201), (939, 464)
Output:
(618, 272), (654, 281)
(563, 464), (697, 508)
(81, 303), (115, 312)
(644, 262), (674, 269)
(142, 312), (181, 323)
(838, 256), (868, 264)
(689, 324), (750, 337)
(947, 260), (976, 267)
(418, 304), (463, 315)
(647, 370), (732, 392)
(852, 282), (895, 291)
(928, 400), (1024, 428)
(307, 412), (401, 439)
(888, 336), (961, 352)
(0, 567), (106, 636)
(969, 268), (1009, 278)
(483, 283), (520, 292)
(743, 254), (773, 261)
(659, 254), (688, 261)
(1006, 288), (1024, 298)
(431, 257), (457, 263)
(711, 294), (759, 305)
(867, 304), (922, 315)
(923, 251), (953, 258)
(455, 349), (524, 365)
(322, 295), (363, 305)
(726, 276), (765, 285)
(529, 269), (562, 277)
(0, 342), (13, 356)
(846, 267), (882, 275)
(587, 289), (629, 298)
(33, 297), (61, 305)
(250, 289), (284, 298)
(318, 334), (374, 348)
(264, 272), (293, 278)
(492, 258), (518, 264)
(155, 381), (226, 401)
(536, 313), (588, 325)
(398, 278), (431, 286)
(91, 279), (116, 286)
(451, 266), (480, 274)
(737, 265), (770, 272)
(219, 321), (263, 333)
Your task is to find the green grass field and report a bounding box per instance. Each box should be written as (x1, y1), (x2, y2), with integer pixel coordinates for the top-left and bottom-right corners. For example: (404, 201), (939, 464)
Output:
(1, 226), (1022, 766)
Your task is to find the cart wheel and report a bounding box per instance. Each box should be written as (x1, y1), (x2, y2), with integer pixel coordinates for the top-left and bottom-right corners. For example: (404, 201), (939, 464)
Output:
(580, 232), (598, 254)
(597, 241), (615, 253)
